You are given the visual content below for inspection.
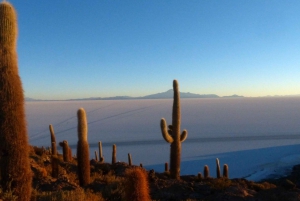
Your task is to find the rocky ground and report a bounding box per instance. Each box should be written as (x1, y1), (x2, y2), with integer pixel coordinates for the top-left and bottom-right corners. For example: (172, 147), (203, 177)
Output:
(29, 146), (300, 201)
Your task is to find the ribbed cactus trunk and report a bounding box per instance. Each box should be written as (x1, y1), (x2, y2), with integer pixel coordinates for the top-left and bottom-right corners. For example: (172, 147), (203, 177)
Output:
(77, 108), (90, 186)
(160, 80), (187, 179)
(0, 2), (32, 200)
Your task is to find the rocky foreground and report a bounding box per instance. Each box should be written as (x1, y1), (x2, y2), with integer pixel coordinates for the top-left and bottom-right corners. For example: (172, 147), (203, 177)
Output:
(28, 146), (300, 201)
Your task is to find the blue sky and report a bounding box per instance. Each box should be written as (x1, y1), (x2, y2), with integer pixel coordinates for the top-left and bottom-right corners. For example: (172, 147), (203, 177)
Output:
(8, 0), (300, 100)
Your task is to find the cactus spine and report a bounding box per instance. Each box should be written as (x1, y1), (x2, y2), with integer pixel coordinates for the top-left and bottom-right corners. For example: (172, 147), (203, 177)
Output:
(76, 108), (90, 186)
(0, 2), (32, 200)
(160, 80), (187, 179)
(112, 144), (117, 164)
(124, 167), (151, 201)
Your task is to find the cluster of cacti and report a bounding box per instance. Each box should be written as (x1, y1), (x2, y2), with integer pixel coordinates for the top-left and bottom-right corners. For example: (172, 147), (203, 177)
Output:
(77, 108), (90, 186)
(124, 167), (151, 201)
(0, 2), (32, 200)
(160, 80), (188, 179)
(202, 159), (229, 179)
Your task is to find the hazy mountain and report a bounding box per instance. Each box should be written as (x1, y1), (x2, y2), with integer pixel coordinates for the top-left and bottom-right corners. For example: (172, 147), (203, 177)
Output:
(222, 94), (244, 98)
(141, 89), (219, 99)
(26, 90), (246, 101)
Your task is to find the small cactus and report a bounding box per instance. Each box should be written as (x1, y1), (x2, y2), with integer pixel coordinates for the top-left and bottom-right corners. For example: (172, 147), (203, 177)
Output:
(59, 140), (70, 162)
(216, 158), (221, 178)
(197, 172), (202, 180)
(95, 150), (98, 161)
(160, 80), (188, 179)
(124, 167), (151, 201)
(204, 165), (210, 179)
(223, 164), (229, 178)
(49, 124), (56, 144)
(98, 141), (104, 162)
(128, 153), (132, 166)
(112, 144), (117, 164)
(76, 108), (90, 186)
(165, 162), (169, 172)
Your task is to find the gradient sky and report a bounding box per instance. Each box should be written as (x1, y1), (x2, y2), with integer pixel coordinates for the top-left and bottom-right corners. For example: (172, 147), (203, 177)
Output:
(8, 0), (300, 100)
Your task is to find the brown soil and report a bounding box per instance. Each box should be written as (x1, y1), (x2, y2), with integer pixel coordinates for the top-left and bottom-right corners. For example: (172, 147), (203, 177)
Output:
(29, 146), (300, 201)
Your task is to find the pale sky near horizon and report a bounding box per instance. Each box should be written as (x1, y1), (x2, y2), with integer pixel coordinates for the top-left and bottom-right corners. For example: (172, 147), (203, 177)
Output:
(8, 0), (300, 100)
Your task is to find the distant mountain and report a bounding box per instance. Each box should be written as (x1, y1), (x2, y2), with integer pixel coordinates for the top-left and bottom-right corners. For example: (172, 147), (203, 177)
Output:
(141, 89), (219, 99)
(222, 94), (244, 98)
(25, 90), (246, 101)
(25, 97), (42, 101)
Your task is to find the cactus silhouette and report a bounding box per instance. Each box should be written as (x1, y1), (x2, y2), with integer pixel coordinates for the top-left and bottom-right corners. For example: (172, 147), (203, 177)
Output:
(124, 167), (151, 201)
(0, 2), (32, 200)
(128, 153), (132, 166)
(76, 108), (90, 186)
(112, 144), (117, 164)
(160, 80), (187, 179)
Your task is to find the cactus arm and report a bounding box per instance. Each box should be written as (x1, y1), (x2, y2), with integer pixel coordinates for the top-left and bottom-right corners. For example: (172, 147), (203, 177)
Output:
(160, 118), (173, 143)
(180, 130), (187, 142)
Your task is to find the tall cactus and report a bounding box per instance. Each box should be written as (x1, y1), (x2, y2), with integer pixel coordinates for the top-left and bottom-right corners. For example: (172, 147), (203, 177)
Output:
(0, 2), (32, 200)
(160, 80), (187, 179)
(77, 108), (90, 186)
(49, 124), (56, 144)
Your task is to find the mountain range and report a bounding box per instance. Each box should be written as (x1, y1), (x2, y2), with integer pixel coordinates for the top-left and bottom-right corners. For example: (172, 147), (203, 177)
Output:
(25, 90), (244, 101)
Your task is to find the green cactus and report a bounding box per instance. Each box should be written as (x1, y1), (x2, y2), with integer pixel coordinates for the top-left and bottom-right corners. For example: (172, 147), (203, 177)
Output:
(160, 80), (187, 179)
(77, 108), (90, 186)
(0, 2), (32, 200)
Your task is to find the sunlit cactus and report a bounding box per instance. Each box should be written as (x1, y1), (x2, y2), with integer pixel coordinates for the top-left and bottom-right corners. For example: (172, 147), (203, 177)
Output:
(124, 167), (151, 201)
(0, 2), (32, 200)
(77, 108), (90, 186)
(160, 80), (188, 179)
(49, 124), (56, 144)
(216, 158), (221, 178)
